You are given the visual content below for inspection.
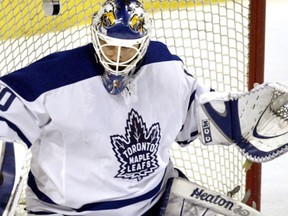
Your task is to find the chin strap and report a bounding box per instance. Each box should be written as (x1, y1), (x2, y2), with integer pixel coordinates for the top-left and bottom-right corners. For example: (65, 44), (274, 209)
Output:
(101, 73), (129, 95)
(95, 50), (142, 95)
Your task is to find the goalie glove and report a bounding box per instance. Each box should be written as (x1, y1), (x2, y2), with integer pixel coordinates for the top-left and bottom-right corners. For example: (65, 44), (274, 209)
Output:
(197, 82), (288, 163)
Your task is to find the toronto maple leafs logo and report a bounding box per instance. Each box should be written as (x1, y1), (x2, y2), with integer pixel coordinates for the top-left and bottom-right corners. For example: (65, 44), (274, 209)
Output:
(111, 109), (161, 181)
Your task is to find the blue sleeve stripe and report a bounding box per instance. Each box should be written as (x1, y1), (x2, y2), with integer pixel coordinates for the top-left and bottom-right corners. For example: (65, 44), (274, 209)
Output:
(0, 117), (32, 148)
(187, 90), (196, 112)
(0, 142), (15, 214)
(26, 210), (55, 215)
(176, 130), (198, 146)
(27, 170), (166, 212)
(184, 69), (194, 78)
(27, 171), (57, 205)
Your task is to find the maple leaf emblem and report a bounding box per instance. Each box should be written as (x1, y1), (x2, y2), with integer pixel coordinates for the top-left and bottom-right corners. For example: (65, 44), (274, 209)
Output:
(111, 109), (161, 181)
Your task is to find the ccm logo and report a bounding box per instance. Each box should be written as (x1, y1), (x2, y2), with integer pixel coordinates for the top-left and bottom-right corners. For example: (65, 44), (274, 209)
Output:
(202, 120), (212, 143)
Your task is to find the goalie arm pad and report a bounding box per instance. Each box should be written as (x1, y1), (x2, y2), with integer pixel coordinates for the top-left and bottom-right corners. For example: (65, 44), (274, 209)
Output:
(197, 82), (288, 162)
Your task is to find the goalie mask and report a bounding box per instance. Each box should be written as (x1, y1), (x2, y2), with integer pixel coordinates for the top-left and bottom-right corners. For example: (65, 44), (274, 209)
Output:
(91, 0), (151, 95)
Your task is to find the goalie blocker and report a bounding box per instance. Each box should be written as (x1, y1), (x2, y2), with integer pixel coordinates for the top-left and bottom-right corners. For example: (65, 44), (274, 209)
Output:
(160, 177), (263, 216)
(197, 82), (288, 163)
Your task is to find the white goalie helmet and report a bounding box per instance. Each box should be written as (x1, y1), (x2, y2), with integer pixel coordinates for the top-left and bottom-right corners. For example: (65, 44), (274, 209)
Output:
(91, 0), (151, 94)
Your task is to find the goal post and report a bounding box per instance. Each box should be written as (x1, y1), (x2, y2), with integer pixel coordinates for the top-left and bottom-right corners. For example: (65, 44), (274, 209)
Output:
(0, 0), (266, 215)
(246, 0), (266, 210)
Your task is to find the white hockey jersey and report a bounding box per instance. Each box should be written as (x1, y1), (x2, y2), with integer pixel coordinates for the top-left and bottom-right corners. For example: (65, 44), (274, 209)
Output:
(0, 41), (210, 215)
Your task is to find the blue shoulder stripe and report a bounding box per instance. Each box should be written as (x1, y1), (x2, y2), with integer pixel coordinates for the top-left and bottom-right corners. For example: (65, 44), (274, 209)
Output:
(142, 41), (182, 66)
(1, 41), (181, 101)
(0, 44), (103, 101)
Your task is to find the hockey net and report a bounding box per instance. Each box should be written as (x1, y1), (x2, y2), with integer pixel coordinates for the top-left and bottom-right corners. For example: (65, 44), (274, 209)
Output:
(0, 0), (265, 215)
